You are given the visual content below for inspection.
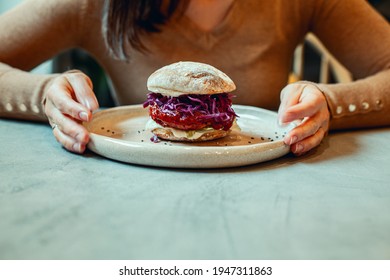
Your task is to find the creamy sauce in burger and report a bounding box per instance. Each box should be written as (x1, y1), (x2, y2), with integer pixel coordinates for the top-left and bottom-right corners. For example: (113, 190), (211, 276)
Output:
(145, 118), (240, 140)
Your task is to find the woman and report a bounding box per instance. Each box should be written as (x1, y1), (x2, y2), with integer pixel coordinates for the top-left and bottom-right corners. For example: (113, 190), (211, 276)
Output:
(0, 0), (389, 155)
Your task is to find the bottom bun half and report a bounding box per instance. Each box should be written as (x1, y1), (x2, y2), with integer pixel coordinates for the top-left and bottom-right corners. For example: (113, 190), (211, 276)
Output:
(146, 119), (231, 142)
(152, 127), (229, 142)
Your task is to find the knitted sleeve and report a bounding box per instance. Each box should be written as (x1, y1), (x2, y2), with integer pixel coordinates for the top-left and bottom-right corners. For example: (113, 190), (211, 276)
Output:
(310, 0), (390, 129)
(0, 0), (90, 121)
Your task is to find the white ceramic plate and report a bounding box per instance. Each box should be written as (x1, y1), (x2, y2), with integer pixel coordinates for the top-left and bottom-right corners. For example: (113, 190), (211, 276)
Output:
(84, 105), (293, 168)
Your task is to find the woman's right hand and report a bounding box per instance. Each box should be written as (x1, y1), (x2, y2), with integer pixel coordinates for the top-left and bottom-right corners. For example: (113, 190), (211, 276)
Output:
(44, 70), (99, 153)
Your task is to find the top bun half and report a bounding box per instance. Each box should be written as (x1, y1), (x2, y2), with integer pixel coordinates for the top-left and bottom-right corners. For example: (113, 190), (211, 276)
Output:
(147, 61), (236, 97)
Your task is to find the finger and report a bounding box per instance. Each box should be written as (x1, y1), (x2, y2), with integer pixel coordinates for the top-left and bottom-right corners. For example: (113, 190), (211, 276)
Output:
(282, 89), (324, 123)
(278, 83), (306, 124)
(284, 110), (329, 146)
(288, 116), (320, 143)
(65, 72), (99, 112)
(47, 81), (93, 122)
(50, 106), (90, 145)
(280, 83), (306, 107)
(52, 125), (87, 154)
(290, 126), (327, 156)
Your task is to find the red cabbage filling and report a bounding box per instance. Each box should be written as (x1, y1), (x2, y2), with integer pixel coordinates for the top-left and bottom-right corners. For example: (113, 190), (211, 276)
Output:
(143, 92), (237, 131)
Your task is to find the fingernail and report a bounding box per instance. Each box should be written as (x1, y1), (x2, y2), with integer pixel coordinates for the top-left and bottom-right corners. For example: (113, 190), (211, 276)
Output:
(294, 143), (303, 153)
(79, 111), (89, 122)
(289, 136), (298, 145)
(73, 142), (81, 152)
(79, 143), (86, 153)
(278, 119), (287, 127)
(75, 132), (87, 143)
(84, 99), (92, 111)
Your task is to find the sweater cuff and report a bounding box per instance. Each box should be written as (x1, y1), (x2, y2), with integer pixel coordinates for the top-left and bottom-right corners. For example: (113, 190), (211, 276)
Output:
(295, 80), (386, 120)
(317, 83), (385, 120)
(0, 66), (59, 122)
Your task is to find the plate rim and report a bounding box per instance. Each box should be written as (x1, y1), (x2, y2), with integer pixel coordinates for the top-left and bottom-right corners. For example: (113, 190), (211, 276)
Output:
(84, 104), (291, 168)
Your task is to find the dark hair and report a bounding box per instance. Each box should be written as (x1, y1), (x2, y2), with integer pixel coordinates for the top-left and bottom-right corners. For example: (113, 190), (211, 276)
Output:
(102, 0), (184, 61)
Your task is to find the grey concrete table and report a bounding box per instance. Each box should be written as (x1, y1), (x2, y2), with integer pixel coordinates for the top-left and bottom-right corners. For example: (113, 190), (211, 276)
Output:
(1, 119), (389, 260)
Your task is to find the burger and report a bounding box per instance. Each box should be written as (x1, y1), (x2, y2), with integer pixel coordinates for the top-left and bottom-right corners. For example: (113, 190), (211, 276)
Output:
(143, 61), (238, 142)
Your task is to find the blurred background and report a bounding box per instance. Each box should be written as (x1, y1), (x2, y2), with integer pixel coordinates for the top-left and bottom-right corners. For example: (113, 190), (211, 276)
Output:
(1, 0), (389, 107)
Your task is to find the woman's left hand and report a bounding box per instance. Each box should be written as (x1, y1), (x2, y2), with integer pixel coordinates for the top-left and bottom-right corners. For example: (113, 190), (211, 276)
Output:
(278, 82), (330, 156)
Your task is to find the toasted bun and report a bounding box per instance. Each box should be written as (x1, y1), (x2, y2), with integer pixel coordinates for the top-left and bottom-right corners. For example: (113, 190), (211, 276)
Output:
(147, 61), (236, 97)
(152, 127), (230, 142)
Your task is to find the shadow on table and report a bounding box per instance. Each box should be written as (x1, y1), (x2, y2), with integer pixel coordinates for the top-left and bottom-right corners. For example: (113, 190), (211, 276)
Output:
(165, 130), (364, 174)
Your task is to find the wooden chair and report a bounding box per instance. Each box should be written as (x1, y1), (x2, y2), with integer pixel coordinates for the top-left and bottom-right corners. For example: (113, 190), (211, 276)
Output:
(289, 33), (353, 84)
